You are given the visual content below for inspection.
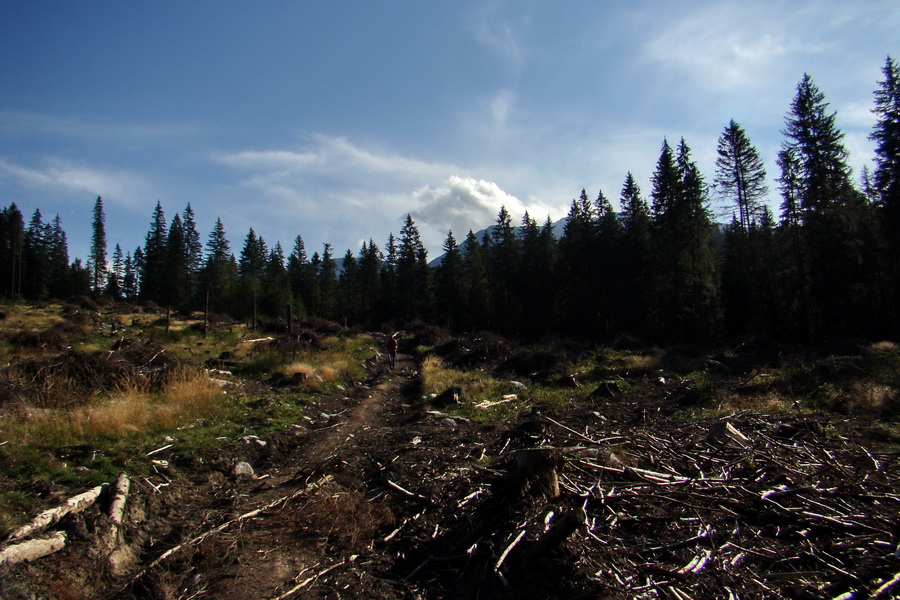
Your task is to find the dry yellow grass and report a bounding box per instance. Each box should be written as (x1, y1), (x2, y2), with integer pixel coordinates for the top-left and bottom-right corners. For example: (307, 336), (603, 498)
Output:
(2, 367), (226, 443)
(279, 352), (353, 388)
(420, 355), (499, 399)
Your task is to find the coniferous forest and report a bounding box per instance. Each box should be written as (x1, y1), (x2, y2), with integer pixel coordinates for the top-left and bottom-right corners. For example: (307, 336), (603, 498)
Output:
(2, 61), (900, 345)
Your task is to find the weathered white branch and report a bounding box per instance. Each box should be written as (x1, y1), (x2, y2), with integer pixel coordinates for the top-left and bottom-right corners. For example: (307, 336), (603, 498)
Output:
(0, 531), (67, 567)
(5, 484), (106, 544)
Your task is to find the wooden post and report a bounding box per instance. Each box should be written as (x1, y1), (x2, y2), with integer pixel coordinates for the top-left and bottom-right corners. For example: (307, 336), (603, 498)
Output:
(166, 306), (171, 334)
(204, 290), (209, 337)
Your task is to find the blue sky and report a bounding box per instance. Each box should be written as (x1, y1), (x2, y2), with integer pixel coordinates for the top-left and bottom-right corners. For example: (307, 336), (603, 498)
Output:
(1, 1), (897, 262)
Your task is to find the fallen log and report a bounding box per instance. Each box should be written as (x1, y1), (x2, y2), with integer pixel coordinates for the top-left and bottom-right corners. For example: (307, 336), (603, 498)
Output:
(5, 484), (107, 544)
(103, 473), (131, 550)
(0, 531), (67, 568)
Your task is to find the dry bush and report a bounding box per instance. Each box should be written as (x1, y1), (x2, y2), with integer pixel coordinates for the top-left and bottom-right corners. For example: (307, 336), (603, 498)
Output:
(299, 487), (394, 548)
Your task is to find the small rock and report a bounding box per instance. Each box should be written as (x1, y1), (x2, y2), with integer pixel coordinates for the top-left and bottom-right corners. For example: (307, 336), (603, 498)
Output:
(232, 461), (255, 479)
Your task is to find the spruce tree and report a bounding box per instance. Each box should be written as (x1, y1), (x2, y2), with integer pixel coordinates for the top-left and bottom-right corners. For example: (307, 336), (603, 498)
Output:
(89, 196), (107, 296)
(318, 243), (338, 319)
(261, 242), (291, 320)
(871, 56), (900, 215)
(357, 239), (383, 325)
(181, 204), (203, 304)
(106, 243), (124, 299)
(164, 214), (188, 309)
(871, 55), (900, 333)
(287, 235), (315, 316)
(47, 215), (70, 298)
(649, 139), (719, 341)
(461, 229), (491, 330)
(123, 251), (138, 301)
(200, 218), (236, 315)
(237, 228), (268, 321)
(141, 202), (168, 303)
(781, 74), (870, 338)
(396, 215), (431, 321)
(558, 189), (598, 335)
(489, 206), (520, 334)
(619, 172), (651, 336)
(23, 209), (50, 299)
(435, 230), (465, 330)
(782, 74), (855, 220)
(715, 120), (768, 232)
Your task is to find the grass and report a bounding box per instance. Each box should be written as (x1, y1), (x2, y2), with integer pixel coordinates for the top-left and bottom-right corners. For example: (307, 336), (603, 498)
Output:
(420, 355), (582, 422)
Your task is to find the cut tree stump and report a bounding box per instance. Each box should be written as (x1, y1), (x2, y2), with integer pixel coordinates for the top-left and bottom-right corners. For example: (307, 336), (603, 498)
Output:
(510, 448), (561, 498)
(520, 508), (587, 562)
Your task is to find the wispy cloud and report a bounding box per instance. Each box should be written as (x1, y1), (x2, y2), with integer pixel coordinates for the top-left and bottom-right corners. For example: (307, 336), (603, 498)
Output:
(0, 111), (203, 144)
(467, 1), (528, 67)
(0, 157), (148, 207)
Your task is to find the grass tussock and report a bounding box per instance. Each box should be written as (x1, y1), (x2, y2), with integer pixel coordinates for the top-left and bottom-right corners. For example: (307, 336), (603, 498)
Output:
(421, 355), (502, 400)
(276, 335), (370, 389)
(1, 367), (227, 445)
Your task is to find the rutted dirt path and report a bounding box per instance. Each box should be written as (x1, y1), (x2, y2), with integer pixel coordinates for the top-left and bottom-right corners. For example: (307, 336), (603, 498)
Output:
(117, 354), (423, 600)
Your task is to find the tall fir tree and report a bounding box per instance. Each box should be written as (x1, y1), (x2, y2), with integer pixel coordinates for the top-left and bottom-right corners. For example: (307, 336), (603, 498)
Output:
(181, 204), (203, 304)
(396, 215), (431, 321)
(141, 202), (168, 303)
(619, 172), (652, 336)
(488, 206), (520, 334)
(870, 55), (900, 334)
(715, 120), (768, 232)
(164, 214), (189, 309)
(357, 239), (383, 326)
(23, 209), (50, 299)
(435, 230), (465, 330)
(261, 242), (291, 320)
(47, 215), (71, 298)
(106, 243), (124, 299)
(89, 196), (107, 296)
(649, 139), (719, 341)
(200, 218), (236, 315)
(318, 243), (338, 319)
(781, 73), (871, 338)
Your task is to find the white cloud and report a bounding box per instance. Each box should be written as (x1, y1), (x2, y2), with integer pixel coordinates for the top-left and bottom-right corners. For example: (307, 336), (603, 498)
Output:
(409, 175), (559, 247)
(0, 157), (147, 207)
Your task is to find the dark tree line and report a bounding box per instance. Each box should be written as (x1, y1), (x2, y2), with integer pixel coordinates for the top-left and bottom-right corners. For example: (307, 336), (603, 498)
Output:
(2, 59), (899, 343)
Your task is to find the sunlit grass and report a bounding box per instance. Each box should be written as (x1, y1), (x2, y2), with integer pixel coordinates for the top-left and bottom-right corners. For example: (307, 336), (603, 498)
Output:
(0, 367), (228, 446)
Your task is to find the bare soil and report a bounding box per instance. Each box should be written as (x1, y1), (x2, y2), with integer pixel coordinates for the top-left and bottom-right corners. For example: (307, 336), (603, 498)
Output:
(2, 344), (900, 600)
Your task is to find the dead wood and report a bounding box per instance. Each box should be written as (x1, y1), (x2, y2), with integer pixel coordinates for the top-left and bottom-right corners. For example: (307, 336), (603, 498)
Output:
(509, 448), (560, 498)
(5, 483), (106, 544)
(102, 472), (130, 551)
(520, 507), (587, 562)
(0, 531), (68, 568)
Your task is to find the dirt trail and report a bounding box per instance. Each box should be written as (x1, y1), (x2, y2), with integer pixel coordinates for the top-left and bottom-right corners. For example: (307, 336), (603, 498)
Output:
(129, 355), (422, 600)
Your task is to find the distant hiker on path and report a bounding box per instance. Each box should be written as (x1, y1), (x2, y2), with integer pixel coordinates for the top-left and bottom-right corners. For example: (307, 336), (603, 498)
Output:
(387, 333), (399, 370)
